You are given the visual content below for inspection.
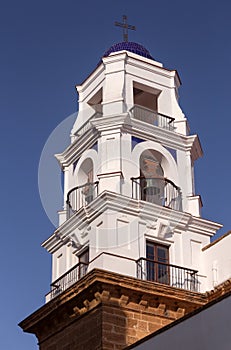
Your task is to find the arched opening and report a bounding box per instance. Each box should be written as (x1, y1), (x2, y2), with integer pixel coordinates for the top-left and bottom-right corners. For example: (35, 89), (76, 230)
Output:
(67, 158), (99, 218)
(78, 158), (93, 185)
(140, 150), (165, 205)
(78, 158), (94, 205)
(130, 148), (181, 210)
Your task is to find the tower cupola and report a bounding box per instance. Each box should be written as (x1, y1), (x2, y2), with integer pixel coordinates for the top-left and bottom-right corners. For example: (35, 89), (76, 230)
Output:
(103, 41), (154, 60)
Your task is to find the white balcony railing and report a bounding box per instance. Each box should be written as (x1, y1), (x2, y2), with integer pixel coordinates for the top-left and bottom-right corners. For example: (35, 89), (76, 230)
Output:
(130, 105), (174, 131)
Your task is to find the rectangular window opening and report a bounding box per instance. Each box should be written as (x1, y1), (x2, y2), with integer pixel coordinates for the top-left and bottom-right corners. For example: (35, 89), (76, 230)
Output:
(146, 241), (169, 285)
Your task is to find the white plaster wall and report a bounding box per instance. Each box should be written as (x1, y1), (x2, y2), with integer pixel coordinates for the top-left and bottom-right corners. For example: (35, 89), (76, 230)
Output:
(72, 65), (105, 133)
(180, 231), (209, 269)
(85, 209), (212, 292)
(88, 253), (137, 278)
(202, 234), (231, 290)
(98, 131), (122, 175)
(89, 211), (141, 261)
(51, 243), (78, 282)
(52, 246), (66, 281)
(120, 134), (133, 197)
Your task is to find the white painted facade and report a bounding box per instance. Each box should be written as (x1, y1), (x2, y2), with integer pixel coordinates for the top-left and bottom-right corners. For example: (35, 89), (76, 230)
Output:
(202, 232), (231, 288)
(42, 44), (230, 301)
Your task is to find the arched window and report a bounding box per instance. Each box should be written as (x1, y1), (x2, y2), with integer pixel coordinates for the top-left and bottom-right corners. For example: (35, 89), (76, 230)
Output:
(78, 158), (94, 205)
(140, 150), (165, 205)
(78, 158), (93, 184)
(67, 156), (99, 218)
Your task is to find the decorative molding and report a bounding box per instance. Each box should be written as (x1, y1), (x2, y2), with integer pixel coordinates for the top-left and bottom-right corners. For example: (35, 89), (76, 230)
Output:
(42, 191), (222, 254)
(19, 268), (206, 336)
(55, 112), (203, 169)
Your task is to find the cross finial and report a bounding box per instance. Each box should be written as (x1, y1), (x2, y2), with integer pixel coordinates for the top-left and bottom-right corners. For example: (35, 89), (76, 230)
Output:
(115, 15), (136, 42)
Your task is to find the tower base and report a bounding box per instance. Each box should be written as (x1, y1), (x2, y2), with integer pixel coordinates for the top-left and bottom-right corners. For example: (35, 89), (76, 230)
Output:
(19, 269), (207, 349)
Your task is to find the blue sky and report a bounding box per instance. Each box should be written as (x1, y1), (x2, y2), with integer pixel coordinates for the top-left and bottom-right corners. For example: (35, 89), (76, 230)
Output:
(1, 0), (231, 349)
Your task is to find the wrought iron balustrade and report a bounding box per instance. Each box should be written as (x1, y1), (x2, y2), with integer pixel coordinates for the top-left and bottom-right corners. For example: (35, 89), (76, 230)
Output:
(66, 181), (99, 219)
(130, 105), (174, 131)
(48, 262), (88, 299)
(137, 258), (199, 292)
(131, 176), (182, 211)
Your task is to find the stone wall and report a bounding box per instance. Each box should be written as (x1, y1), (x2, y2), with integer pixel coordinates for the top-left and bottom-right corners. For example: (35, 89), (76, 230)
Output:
(19, 269), (207, 350)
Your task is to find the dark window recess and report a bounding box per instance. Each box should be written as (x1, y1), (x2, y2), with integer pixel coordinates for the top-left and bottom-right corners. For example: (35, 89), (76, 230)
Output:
(78, 248), (89, 278)
(79, 248), (89, 264)
(146, 242), (169, 284)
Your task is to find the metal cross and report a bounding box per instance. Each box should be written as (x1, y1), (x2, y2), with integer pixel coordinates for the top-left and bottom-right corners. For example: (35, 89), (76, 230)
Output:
(115, 15), (136, 42)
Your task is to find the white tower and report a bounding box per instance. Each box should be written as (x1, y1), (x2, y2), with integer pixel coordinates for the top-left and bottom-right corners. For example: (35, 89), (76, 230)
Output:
(43, 41), (223, 301)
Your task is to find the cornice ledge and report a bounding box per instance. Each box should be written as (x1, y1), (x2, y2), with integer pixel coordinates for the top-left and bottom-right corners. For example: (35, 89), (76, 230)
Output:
(44, 192), (193, 249)
(41, 233), (63, 253)
(19, 268), (206, 334)
(41, 209), (92, 252)
(125, 51), (163, 67)
(127, 59), (168, 76)
(126, 56), (181, 86)
(129, 120), (186, 151)
(185, 134), (203, 160)
(42, 191), (222, 252)
(55, 130), (99, 167)
(102, 51), (128, 65)
(71, 192), (191, 231)
(91, 113), (129, 130)
(76, 63), (105, 92)
(188, 216), (222, 236)
(93, 192), (222, 236)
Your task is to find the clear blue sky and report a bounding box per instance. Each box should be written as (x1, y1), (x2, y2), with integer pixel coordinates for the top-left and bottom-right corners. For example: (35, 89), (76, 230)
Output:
(1, 0), (231, 349)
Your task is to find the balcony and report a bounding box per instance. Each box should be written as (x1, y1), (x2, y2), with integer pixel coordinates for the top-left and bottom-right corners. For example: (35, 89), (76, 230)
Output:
(45, 254), (199, 301)
(130, 105), (174, 131)
(66, 181), (99, 219)
(137, 257), (199, 292)
(46, 262), (88, 301)
(74, 105), (174, 137)
(66, 177), (181, 220)
(131, 176), (182, 211)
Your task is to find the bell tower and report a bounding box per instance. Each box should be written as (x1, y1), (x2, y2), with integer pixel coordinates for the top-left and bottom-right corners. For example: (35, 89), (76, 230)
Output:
(19, 41), (223, 349)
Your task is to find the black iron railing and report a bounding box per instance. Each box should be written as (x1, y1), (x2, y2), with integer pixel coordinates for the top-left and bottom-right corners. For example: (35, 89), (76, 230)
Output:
(47, 262), (88, 300)
(131, 176), (182, 211)
(130, 105), (174, 131)
(66, 181), (99, 219)
(137, 258), (199, 292)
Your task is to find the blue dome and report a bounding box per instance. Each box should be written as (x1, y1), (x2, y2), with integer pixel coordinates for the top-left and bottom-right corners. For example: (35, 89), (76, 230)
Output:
(103, 42), (154, 60)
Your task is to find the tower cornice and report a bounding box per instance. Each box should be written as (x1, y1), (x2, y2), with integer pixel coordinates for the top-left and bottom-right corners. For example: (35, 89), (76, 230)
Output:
(55, 128), (99, 168)
(102, 51), (181, 90)
(55, 114), (203, 169)
(42, 191), (222, 254)
(19, 268), (207, 340)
